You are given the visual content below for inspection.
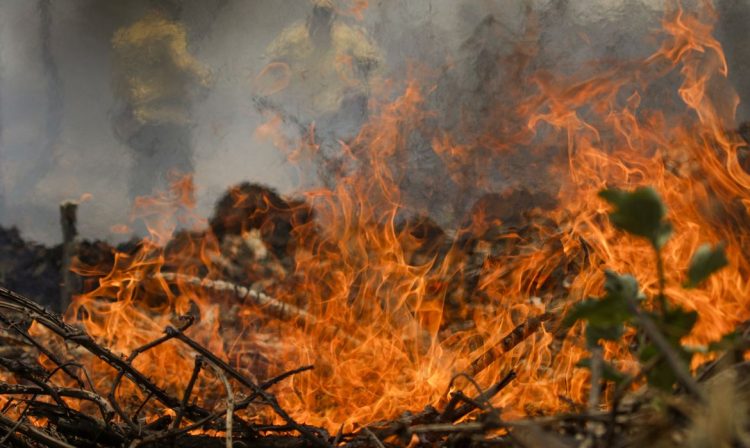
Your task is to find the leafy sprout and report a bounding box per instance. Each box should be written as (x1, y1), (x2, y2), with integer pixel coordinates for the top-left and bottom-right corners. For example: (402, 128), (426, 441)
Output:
(565, 186), (730, 393)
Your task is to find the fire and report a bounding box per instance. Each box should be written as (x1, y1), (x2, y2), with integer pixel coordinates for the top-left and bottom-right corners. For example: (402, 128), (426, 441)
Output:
(9, 1), (750, 437)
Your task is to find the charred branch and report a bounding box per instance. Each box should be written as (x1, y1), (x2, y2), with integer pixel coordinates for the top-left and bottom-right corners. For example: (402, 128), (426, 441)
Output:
(59, 201), (79, 313)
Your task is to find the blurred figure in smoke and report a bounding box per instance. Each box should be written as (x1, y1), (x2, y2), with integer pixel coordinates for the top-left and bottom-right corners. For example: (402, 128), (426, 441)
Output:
(257, 0), (383, 183)
(111, 1), (211, 199)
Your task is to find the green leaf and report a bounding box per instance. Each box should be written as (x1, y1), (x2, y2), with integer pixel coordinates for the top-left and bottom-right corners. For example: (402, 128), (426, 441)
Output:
(653, 222), (674, 251)
(660, 307), (698, 344)
(564, 270), (638, 347)
(564, 296), (631, 327)
(585, 323), (624, 347)
(603, 270), (640, 302)
(564, 297), (628, 347)
(577, 358), (628, 384)
(599, 187), (672, 249)
(639, 344), (677, 392)
(707, 332), (739, 352)
(685, 243), (728, 288)
(638, 309), (696, 392)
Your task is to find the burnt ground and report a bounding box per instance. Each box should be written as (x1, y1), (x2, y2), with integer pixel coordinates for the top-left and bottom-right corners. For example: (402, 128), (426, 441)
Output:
(0, 226), (62, 312)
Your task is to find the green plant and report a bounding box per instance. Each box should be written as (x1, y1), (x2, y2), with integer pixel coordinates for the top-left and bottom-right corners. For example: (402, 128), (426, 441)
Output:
(565, 186), (729, 394)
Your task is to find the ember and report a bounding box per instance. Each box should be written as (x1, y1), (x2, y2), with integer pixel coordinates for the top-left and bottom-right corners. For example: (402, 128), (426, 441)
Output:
(1, 1), (750, 447)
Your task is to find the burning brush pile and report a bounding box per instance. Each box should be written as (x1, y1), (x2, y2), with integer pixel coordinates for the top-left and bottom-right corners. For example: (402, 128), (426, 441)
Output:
(2, 3), (750, 448)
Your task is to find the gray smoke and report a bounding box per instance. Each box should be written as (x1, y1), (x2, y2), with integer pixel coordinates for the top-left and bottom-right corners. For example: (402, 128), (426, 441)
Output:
(0, 0), (746, 244)
(10, 0), (64, 215)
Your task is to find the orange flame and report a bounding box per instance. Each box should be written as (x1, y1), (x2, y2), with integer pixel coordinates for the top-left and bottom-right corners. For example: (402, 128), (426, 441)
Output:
(9, 2), (750, 437)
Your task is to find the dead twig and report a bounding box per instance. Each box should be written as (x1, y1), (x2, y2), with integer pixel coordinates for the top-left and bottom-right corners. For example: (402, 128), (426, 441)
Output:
(0, 383), (114, 421)
(363, 426), (387, 448)
(0, 313), (85, 388)
(208, 362), (234, 448)
(468, 313), (552, 377)
(158, 273), (315, 324)
(172, 355), (203, 431)
(157, 272), (362, 346)
(0, 285), (207, 422)
(59, 200), (80, 313)
(445, 370), (517, 422)
(0, 412), (76, 448)
(108, 315), (200, 432)
(627, 299), (705, 403)
(131, 364), (314, 446)
(164, 325), (329, 447)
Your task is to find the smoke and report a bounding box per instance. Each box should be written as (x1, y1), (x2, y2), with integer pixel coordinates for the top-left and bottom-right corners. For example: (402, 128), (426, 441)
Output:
(0, 1), (133, 244)
(0, 0), (746, 244)
(715, 0), (750, 122)
(0, 20), (4, 217)
(0, 0), (306, 244)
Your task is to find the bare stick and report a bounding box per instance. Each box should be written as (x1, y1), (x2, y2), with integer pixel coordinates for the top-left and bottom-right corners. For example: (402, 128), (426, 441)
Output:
(588, 345), (603, 412)
(0, 285), (209, 422)
(165, 325), (329, 447)
(108, 316), (198, 431)
(409, 421), (486, 434)
(158, 272), (360, 345)
(131, 390), (154, 422)
(172, 355), (203, 430)
(0, 358), (91, 445)
(605, 353), (663, 446)
(446, 370), (517, 422)
(438, 372), (489, 422)
(59, 201), (80, 313)
(0, 356), (67, 409)
(131, 364), (314, 446)
(468, 313), (552, 377)
(627, 299), (705, 402)
(208, 363), (234, 448)
(586, 345), (603, 443)
(0, 412), (75, 448)
(0, 313), (84, 388)
(0, 383), (114, 420)
(158, 272), (317, 324)
(363, 427), (386, 448)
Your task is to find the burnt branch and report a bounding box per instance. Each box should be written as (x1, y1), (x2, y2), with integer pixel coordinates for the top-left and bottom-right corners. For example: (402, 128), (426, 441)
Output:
(0, 285), (323, 447)
(0, 285), (210, 423)
(164, 325), (329, 447)
(0, 383), (114, 421)
(467, 313), (552, 377)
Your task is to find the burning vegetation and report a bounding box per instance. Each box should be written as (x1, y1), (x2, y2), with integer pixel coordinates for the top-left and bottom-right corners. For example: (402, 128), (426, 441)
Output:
(1, 1), (750, 447)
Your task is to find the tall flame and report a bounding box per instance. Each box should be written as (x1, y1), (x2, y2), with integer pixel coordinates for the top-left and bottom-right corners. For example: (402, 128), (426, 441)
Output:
(7, 1), (750, 435)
